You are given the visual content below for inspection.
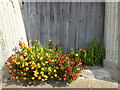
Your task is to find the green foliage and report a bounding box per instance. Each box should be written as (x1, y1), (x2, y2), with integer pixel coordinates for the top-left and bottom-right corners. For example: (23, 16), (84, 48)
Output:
(85, 38), (105, 66)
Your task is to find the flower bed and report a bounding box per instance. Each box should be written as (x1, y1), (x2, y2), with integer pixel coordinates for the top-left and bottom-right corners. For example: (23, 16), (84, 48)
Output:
(5, 40), (88, 85)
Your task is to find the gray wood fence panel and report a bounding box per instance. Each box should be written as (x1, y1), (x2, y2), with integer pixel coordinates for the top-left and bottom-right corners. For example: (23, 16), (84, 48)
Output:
(22, 2), (104, 52)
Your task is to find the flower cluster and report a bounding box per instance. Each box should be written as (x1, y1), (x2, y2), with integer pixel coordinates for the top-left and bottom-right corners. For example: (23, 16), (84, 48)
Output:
(5, 40), (87, 85)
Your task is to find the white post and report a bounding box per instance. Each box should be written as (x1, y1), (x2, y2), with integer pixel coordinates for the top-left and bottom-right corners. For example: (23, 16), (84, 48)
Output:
(104, 2), (118, 81)
(0, 0), (27, 78)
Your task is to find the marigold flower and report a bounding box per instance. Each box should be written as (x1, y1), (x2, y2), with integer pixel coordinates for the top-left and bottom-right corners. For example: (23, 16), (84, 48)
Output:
(23, 73), (27, 76)
(22, 77), (27, 81)
(28, 81), (32, 84)
(31, 77), (35, 80)
(54, 74), (57, 77)
(41, 68), (45, 71)
(5, 62), (8, 66)
(8, 70), (11, 73)
(83, 50), (86, 52)
(34, 40), (38, 42)
(11, 76), (16, 80)
(75, 53), (79, 57)
(45, 61), (48, 64)
(40, 71), (44, 75)
(16, 76), (18, 79)
(51, 76), (53, 78)
(53, 69), (57, 72)
(39, 57), (43, 61)
(56, 67), (59, 69)
(16, 62), (20, 65)
(42, 79), (45, 81)
(38, 76), (41, 80)
(48, 40), (52, 42)
(79, 48), (83, 51)
(33, 80), (37, 83)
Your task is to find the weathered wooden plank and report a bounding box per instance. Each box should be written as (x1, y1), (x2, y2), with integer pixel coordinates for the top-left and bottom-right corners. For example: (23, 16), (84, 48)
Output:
(22, 2), (104, 52)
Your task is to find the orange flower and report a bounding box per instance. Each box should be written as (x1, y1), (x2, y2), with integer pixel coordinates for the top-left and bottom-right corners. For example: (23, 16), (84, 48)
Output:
(79, 48), (83, 51)
(22, 77), (27, 81)
(12, 69), (16, 72)
(8, 70), (11, 73)
(11, 76), (16, 80)
(33, 80), (36, 83)
(83, 50), (86, 52)
(5, 62), (8, 66)
(79, 61), (82, 65)
(79, 75), (83, 77)
(28, 81), (32, 84)
(23, 73), (27, 76)
(16, 76), (18, 79)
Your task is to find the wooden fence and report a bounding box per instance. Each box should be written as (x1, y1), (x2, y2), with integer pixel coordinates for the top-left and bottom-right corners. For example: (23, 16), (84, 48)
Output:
(21, 2), (105, 52)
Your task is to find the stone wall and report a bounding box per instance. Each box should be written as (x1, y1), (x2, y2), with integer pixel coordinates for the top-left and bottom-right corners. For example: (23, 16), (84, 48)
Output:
(104, 2), (118, 81)
(0, 0), (27, 78)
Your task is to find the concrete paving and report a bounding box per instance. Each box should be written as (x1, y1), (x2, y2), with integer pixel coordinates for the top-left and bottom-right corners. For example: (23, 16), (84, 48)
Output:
(1, 65), (118, 88)
(1, 78), (118, 88)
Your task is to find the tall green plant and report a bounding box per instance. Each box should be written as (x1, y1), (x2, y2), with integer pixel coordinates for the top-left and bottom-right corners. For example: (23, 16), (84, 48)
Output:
(85, 38), (105, 66)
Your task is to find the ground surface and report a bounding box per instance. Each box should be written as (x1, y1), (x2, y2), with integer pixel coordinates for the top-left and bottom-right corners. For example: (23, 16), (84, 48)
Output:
(1, 65), (118, 88)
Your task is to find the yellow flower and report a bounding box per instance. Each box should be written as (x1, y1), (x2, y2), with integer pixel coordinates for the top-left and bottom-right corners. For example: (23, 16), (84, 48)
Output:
(34, 74), (38, 77)
(22, 63), (24, 67)
(44, 75), (48, 78)
(48, 68), (52, 72)
(40, 71), (44, 75)
(31, 67), (35, 69)
(16, 62), (20, 65)
(37, 63), (41, 68)
(45, 53), (49, 56)
(36, 55), (39, 58)
(38, 53), (41, 55)
(28, 47), (32, 50)
(49, 49), (53, 52)
(31, 55), (34, 58)
(53, 69), (57, 72)
(38, 76), (41, 80)
(59, 78), (62, 80)
(56, 67), (59, 69)
(52, 59), (55, 62)
(54, 74), (57, 77)
(25, 62), (29, 66)
(48, 40), (52, 42)
(48, 72), (50, 75)
(31, 77), (35, 80)
(33, 70), (39, 74)
(32, 61), (35, 65)
(32, 46), (35, 49)
(42, 79), (45, 81)
(39, 57), (43, 61)
(23, 52), (27, 56)
(45, 78), (47, 80)
(18, 40), (22, 43)
(41, 68), (45, 71)
(75, 53), (79, 56)
(51, 76), (53, 78)
(45, 61), (48, 64)
(41, 62), (45, 66)
(34, 40), (38, 42)
(20, 56), (24, 60)
(26, 67), (29, 71)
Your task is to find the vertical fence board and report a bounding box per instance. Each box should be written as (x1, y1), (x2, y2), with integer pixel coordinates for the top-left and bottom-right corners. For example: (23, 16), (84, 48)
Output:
(22, 2), (104, 51)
